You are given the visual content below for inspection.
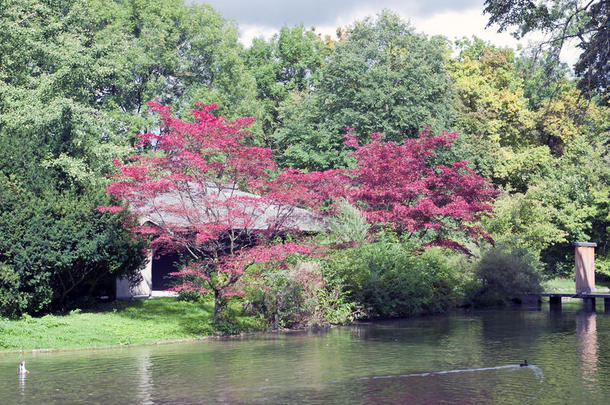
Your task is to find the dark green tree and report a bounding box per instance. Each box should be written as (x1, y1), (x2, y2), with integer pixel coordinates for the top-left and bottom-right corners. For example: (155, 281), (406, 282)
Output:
(273, 11), (456, 170)
(0, 129), (147, 317)
(0, 0), (260, 316)
(243, 25), (330, 144)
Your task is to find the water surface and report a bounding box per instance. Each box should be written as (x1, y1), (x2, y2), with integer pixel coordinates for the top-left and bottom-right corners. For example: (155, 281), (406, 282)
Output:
(1, 305), (609, 404)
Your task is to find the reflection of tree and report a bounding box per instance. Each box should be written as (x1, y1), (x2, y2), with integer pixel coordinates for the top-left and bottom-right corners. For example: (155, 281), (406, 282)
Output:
(576, 312), (598, 384)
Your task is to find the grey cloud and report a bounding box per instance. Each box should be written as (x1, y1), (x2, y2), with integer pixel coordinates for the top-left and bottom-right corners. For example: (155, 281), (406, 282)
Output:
(190, 0), (482, 27)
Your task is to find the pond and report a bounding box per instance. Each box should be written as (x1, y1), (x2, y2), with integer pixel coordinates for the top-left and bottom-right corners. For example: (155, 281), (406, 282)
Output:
(1, 305), (609, 404)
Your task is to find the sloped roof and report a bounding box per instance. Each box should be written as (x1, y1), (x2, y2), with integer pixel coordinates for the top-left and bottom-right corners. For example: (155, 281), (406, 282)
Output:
(136, 183), (326, 232)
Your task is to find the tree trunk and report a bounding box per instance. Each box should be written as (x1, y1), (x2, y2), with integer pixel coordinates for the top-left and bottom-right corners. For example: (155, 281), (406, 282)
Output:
(213, 290), (226, 320)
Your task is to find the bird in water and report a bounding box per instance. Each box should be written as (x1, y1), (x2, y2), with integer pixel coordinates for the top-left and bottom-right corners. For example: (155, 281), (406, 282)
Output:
(18, 361), (30, 375)
(520, 360), (528, 367)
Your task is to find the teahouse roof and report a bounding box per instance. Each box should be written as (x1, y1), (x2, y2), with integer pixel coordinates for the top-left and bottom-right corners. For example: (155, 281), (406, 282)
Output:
(136, 183), (326, 232)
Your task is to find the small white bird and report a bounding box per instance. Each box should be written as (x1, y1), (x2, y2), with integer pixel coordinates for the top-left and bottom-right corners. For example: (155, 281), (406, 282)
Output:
(18, 361), (29, 375)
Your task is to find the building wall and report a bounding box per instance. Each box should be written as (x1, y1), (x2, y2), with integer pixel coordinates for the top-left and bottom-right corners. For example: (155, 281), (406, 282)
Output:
(116, 251), (153, 299)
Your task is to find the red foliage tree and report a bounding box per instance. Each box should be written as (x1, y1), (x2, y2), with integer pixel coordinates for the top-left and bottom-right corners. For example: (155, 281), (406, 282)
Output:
(336, 129), (500, 253)
(104, 103), (498, 319)
(102, 102), (320, 318)
(270, 128), (500, 253)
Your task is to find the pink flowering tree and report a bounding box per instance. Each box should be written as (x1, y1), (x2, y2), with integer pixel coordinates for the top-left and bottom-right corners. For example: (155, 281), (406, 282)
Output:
(102, 102), (321, 318)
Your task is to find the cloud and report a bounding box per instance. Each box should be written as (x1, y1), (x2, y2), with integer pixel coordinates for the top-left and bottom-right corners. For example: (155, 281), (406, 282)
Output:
(192, 0), (481, 27)
(190, 0), (579, 65)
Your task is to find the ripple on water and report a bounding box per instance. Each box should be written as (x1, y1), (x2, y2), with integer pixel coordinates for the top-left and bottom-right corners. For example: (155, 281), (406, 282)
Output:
(1, 309), (610, 404)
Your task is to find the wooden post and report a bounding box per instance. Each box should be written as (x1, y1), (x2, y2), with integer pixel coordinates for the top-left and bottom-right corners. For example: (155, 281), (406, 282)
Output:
(573, 242), (597, 294)
(549, 295), (562, 311)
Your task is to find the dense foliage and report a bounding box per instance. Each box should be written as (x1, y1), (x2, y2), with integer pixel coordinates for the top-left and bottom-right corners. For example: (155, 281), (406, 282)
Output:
(1, 1), (608, 322)
(103, 102), (318, 318)
(334, 129), (499, 254)
(325, 236), (459, 318)
(468, 243), (543, 307)
(105, 103), (497, 319)
(0, 0), (262, 317)
(450, 38), (609, 278)
(271, 11), (457, 170)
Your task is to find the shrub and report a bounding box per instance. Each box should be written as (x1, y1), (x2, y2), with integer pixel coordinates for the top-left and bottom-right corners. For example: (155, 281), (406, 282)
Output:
(0, 183), (147, 317)
(243, 262), (324, 329)
(243, 261), (360, 328)
(596, 254), (610, 279)
(328, 198), (370, 244)
(469, 242), (543, 307)
(326, 237), (459, 319)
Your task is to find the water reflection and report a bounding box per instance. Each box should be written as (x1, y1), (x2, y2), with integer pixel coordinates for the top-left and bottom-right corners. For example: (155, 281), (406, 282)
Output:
(136, 349), (153, 405)
(18, 369), (26, 398)
(337, 363), (544, 382)
(576, 312), (598, 384)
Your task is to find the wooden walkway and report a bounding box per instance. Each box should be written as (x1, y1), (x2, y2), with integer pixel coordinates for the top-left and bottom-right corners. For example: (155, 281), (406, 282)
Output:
(536, 292), (610, 311)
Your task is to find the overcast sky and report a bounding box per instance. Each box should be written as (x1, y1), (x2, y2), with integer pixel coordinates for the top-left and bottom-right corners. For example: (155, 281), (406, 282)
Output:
(191, 0), (579, 65)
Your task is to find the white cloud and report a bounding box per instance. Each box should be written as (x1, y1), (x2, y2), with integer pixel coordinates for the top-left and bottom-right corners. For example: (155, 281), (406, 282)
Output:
(239, 24), (280, 44)
(232, 1), (579, 66)
(411, 8), (515, 45)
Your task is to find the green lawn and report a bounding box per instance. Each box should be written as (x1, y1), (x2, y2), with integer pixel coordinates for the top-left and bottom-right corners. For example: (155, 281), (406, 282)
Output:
(0, 298), (265, 352)
(542, 277), (610, 293)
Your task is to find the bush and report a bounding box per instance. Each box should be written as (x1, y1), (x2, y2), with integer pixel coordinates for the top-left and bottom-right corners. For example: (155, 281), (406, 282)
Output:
(174, 270), (208, 303)
(326, 237), (459, 319)
(243, 261), (360, 328)
(243, 262), (324, 329)
(0, 182), (147, 317)
(469, 243), (543, 307)
(596, 254), (610, 278)
(328, 198), (370, 244)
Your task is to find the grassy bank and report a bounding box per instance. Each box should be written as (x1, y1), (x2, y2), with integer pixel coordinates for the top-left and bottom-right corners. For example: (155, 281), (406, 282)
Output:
(0, 298), (265, 352)
(543, 277), (610, 293)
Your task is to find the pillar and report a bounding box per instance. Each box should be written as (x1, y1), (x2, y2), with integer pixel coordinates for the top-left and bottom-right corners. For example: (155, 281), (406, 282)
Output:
(549, 295), (562, 311)
(583, 297), (596, 312)
(574, 242), (596, 294)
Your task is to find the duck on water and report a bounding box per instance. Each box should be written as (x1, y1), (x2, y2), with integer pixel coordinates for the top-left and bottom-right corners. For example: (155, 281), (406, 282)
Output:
(18, 361), (29, 375)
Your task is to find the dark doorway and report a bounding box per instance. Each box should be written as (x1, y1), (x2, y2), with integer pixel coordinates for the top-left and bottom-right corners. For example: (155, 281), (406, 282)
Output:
(151, 252), (182, 290)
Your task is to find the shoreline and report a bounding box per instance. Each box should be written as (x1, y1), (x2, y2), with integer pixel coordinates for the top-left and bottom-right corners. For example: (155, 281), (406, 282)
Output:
(0, 325), (328, 356)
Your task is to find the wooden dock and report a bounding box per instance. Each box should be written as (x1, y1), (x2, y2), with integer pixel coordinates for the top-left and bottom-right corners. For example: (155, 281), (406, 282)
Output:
(537, 292), (610, 311)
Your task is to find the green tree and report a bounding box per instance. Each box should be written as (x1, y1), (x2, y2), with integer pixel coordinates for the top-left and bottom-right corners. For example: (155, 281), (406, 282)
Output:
(0, 0), (261, 315)
(451, 38), (536, 148)
(0, 153), (147, 317)
(449, 38), (548, 191)
(243, 25), (330, 144)
(484, 0), (610, 104)
(530, 136), (609, 275)
(274, 11), (456, 170)
(451, 38), (608, 277)
(484, 135), (609, 276)
(514, 47), (572, 109)
(449, 39), (608, 189)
